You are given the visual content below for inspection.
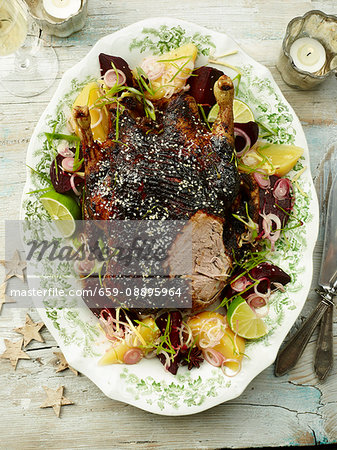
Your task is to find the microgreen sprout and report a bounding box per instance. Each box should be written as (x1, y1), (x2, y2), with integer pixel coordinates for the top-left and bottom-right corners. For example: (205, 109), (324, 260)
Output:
(198, 104), (211, 131)
(44, 132), (80, 143)
(232, 202), (258, 241)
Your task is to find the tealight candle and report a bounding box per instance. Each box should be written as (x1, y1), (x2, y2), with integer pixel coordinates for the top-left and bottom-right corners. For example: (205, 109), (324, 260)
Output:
(289, 37), (326, 73)
(43, 0), (82, 20)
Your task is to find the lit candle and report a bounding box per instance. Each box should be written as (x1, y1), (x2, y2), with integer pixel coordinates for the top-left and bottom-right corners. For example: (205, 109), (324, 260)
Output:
(43, 0), (82, 20)
(289, 37), (326, 73)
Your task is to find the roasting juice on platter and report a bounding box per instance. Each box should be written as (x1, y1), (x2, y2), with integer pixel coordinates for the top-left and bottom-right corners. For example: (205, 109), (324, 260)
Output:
(37, 42), (305, 376)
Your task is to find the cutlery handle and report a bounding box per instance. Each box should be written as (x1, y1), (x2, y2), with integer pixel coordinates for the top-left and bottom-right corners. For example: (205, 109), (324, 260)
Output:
(315, 304), (334, 381)
(274, 300), (329, 376)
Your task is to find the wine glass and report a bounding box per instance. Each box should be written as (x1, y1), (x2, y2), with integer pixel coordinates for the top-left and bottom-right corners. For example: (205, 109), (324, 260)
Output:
(0, 0), (58, 97)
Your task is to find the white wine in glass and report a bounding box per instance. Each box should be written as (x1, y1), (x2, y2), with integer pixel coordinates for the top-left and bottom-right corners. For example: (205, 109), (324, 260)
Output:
(0, 0), (58, 97)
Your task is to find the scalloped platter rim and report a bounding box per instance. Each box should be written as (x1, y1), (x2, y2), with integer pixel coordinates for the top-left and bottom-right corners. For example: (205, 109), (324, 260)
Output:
(21, 18), (319, 416)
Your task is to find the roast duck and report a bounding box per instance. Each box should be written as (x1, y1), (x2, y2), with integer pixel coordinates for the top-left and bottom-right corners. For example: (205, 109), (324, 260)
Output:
(72, 75), (260, 313)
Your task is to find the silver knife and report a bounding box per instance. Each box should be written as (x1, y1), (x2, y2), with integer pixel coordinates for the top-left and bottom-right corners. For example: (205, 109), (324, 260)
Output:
(274, 174), (337, 377)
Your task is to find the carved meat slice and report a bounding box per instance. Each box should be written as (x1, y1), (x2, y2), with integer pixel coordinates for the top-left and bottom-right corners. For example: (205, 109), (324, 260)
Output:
(164, 211), (232, 312)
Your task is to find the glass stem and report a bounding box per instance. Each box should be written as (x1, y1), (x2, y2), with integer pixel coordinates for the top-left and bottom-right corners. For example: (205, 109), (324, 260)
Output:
(14, 35), (40, 71)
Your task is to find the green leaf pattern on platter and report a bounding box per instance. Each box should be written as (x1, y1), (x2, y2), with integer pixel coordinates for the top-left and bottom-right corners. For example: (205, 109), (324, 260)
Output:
(237, 65), (296, 145)
(23, 28), (314, 409)
(120, 368), (231, 410)
(130, 25), (215, 55)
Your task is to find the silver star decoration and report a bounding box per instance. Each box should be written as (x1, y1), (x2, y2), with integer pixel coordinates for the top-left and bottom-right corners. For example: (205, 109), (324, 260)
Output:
(0, 250), (27, 282)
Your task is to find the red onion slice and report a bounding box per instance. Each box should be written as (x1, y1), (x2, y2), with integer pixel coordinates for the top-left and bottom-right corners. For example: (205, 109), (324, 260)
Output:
(254, 277), (271, 296)
(247, 293), (267, 309)
(231, 276), (251, 292)
(272, 281), (286, 292)
(254, 172), (270, 189)
(234, 127), (251, 156)
(70, 174), (81, 196)
(104, 69), (126, 88)
(247, 294), (270, 318)
(57, 145), (74, 158)
(123, 348), (144, 365)
(202, 348), (225, 367)
(61, 157), (76, 173)
(221, 359), (242, 377)
(260, 212), (282, 251)
(273, 177), (292, 200)
(158, 350), (171, 370)
(140, 56), (165, 81)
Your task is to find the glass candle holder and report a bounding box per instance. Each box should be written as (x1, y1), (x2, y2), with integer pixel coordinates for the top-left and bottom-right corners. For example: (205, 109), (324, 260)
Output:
(277, 10), (337, 90)
(25, 0), (88, 38)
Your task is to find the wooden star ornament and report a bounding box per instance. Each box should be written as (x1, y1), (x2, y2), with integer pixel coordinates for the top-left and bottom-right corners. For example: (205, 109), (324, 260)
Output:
(0, 338), (30, 369)
(40, 386), (74, 417)
(15, 314), (45, 347)
(0, 282), (16, 314)
(54, 351), (78, 376)
(0, 250), (26, 282)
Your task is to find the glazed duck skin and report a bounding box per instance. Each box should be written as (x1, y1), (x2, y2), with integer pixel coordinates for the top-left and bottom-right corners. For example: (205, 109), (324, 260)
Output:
(73, 75), (246, 311)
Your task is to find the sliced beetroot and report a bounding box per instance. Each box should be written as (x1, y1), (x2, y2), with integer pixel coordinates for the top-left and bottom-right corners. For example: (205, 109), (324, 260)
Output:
(50, 154), (71, 193)
(188, 66), (224, 106)
(50, 154), (84, 194)
(99, 54), (133, 86)
(223, 262), (290, 301)
(155, 311), (183, 375)
(250, 262), (291, 286)
(234, 121), (259, 153)
(258, 175), (294, 233)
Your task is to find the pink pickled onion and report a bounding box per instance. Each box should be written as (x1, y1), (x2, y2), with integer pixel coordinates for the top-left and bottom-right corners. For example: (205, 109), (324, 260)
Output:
(247, 294), (270, 318)
(231, 276), (251, 292)
(272, 281), (286, 292)
(61, 157), (75, 173)
(104, 69), (126, 88)
(260, 212), (282, 251)
(221, 359), (242, 377)
(254, 172), (270, 189)
(234, 127), (251, 156)
(273, 178), (292, 200)
(202, 348), (225, 367)
(70, 174), (81, 196)
(140, 56), (165, 81)
(123, 348), (143, 365)
(247, 293), (267, 309)
(58, 146), (74, 158)
(254, 277), (271, 295)
(159, 350), (171, 370)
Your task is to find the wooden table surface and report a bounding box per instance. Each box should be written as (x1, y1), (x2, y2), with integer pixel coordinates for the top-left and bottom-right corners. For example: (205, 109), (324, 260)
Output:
(1, 0), (337, 448)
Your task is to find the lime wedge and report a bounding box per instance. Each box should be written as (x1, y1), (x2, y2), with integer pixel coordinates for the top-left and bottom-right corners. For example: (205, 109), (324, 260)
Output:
(227, 296), (267, 339)
(207, 104), (219, 123)
(39, 190), (81, 237)
(233, 99), (254, 123)
(208, 99), (254, 123)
